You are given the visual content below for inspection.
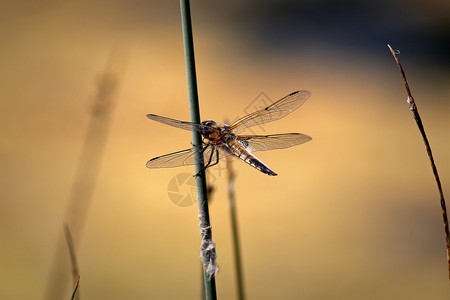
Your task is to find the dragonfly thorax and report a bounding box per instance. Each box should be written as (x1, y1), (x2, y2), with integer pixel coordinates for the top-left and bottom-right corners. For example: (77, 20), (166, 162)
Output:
(200, 120), (231, 142)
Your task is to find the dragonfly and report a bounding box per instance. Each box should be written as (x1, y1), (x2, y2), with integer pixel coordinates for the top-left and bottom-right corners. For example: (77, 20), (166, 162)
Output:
(146, 90), (312, 176)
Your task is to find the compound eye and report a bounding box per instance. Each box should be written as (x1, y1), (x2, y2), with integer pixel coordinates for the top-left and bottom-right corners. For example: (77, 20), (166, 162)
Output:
(202, 120), (216, 127)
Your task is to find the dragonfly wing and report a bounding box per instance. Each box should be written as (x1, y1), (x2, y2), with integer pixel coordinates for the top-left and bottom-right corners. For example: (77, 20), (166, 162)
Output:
(230, 90), (311, 132)
(147, 114), (207, 131)
(237, 133), (312, 152)
(146, 148), (197, 168)
(146, 145), (233, 169)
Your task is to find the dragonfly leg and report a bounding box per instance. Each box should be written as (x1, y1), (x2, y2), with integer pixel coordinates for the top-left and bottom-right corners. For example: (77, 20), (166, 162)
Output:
(205, 148), (220, 169)
(194, 146), (216, 177)
(199, 143), (210, 154)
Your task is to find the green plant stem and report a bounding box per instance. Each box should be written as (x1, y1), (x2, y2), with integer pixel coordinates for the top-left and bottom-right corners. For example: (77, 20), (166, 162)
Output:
(179, 1), (217, 299)
(388, 44), (450, 281)
(226, 158), (246, 300)
(201, 261), (206, 300)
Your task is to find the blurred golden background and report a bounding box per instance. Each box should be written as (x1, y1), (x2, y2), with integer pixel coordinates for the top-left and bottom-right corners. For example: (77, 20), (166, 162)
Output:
(1, 0), (450, 299)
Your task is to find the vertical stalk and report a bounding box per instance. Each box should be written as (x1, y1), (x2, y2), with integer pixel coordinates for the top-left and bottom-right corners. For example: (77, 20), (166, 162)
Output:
(226, 158), (246, 300)
(44, 51), (125, 300)
(200, 261), (206, 300)
(179, 1), (218, 299)
(387, 44), (450, 281)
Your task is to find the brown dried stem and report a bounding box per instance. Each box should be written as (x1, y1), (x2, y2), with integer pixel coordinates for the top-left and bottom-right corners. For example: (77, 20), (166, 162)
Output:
(387, 44), (450, 281)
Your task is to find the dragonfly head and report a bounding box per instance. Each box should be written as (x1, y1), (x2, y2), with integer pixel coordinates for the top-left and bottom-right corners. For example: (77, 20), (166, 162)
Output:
(200, 120), (218, 139)
(201, 120), (216, 127)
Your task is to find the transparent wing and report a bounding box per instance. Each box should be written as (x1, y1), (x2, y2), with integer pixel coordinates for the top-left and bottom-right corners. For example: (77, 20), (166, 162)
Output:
(237, 133), (312, 152)
(146, 148), (196, 168)
(146, 114), (212, 132)
(146, 145), (233, 169)
(230, 90), (311, 132)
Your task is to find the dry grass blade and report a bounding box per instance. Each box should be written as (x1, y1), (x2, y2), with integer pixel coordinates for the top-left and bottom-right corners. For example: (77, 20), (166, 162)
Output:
(64, 224), (80, 293)
(387, 44), (450, 281)
(70, 276), (80, 300)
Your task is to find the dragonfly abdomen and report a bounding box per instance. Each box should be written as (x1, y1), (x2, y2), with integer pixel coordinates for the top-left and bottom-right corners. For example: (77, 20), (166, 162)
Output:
(226, 139), (277, 176)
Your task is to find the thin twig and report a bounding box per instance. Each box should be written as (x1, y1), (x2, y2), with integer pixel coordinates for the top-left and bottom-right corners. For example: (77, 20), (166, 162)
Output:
(226, 157), (246, 300)
(387, 44), (450, 280)
(70, 276), (80, 300)
(63, 224), (80, 296)
(179, 1), (218, 299)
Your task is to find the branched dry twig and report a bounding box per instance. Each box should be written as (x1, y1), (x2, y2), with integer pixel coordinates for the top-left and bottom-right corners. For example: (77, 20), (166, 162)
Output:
(387, 44), (450, 281)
